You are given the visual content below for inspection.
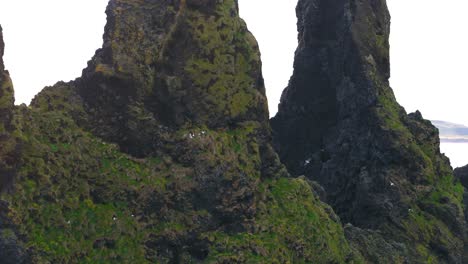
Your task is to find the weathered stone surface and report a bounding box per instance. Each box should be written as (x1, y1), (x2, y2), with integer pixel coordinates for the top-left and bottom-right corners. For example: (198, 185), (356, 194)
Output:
(272, 0), (466, 262)
(0, 25), (17, 192)
(0, 1), (359, 263)
(455, 165), (468, 221)
(0, 201), (30, 264)
(0, 25), (29, 264)
(455, 165), (468, 188)
(71, 0), (268, 157)
(2, 0), (466, 262)
(32, 0), (273, 243)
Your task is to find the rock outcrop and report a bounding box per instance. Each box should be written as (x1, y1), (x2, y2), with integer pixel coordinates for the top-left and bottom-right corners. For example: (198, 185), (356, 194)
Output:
(69, 0), (269, 157)
(455, 165), (468, 187)
(0, 25), (17, 193)
(2, 0), (466, 262)
(0, 25), (30, 264)
(454, 164), (468, 227)
(272, 0), (466, 262)
(0, 1), (360, 263)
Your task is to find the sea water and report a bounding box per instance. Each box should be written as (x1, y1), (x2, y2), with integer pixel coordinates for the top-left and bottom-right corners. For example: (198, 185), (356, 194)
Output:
(440, 143), (468, 168)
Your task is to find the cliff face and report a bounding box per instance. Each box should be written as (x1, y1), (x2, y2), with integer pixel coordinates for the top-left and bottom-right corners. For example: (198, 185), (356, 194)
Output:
(0, 26), (30, 264)
(0, 1), (360, 263)
(2, 0), (466, 262)
(272, 0), (466, 262)
(455, 165), (468, 187)
(70, 0), (269, 157)
(454, 164), (468, 228)
(0, 25), (17, 192)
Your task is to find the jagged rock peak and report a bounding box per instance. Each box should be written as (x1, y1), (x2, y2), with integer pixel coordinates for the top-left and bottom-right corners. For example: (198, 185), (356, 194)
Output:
(272, 0), (466, 262)
(0, 24), (16, 182)
(83, 0), (267, 126)
(0, 25), (29, 264)
(0, 25), (14, 111)
(6, 2), (362, 263)
(43, 0), (269, 156)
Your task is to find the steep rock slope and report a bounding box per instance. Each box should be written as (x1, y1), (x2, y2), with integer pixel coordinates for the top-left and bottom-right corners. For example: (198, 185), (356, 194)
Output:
(0, 25), (30, 264)
(0, 1), (360, 263)
(272, 0), (466, 262)
(0, 25), (17, 193)
(454, 164), (468, 224)
(455, 165), (468, 187)
(73, 0), (269, 157)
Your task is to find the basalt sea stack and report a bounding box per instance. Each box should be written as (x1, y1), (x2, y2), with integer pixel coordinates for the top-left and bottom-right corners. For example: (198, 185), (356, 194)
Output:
(272, 0), (467, 262)
(1, 0), (467, 263)
(0, 0), (361, 263)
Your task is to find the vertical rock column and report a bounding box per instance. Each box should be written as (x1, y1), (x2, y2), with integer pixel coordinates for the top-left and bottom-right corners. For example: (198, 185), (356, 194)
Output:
(272, 0), (466, 262)
(0, 25), (29, 264)
(0, 25), (17, 192)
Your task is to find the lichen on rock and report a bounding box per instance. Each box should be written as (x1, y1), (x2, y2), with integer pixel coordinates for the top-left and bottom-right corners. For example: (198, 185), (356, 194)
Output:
(0, 1), (359, 263)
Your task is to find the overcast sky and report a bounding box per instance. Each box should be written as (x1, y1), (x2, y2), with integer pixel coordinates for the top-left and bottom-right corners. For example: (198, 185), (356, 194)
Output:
(0, 0), (467, 122)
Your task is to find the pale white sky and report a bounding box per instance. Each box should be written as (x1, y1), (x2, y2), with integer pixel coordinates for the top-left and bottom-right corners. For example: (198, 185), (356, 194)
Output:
(0, 0), (109, 105)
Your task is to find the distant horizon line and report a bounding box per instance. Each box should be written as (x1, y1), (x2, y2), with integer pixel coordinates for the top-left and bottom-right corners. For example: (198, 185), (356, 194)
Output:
(440, 138), (468, 143)
(432, 120), (468, 127)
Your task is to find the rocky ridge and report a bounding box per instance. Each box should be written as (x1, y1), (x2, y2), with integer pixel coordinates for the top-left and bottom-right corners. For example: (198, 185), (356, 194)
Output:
(0, 25), (30, 264)
(454, 164), (468, 226)
(0, 0), (466, 263)
(272, 0), (467, 262)
(0, 1), (360, 263)
(0, 25), (17, 193)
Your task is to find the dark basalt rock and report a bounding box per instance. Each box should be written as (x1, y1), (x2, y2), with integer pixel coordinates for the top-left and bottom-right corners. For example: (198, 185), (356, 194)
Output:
(454, 164), (468, 225)
(2, 0), (465, 262)
(455, 165), (468, 188)
(0, 1), (359, 263)
(0, 25), (29, 264)
(71, 0), (269, 157)
(272, 0), (467, 262)
(0, 230), (29, 264)
(32, 0), (272, 234)
(0, 25), (18, 193)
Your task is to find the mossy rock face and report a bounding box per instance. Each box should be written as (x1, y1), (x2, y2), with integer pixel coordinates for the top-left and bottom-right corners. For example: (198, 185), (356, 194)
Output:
(0, 25), (19, 194)
(272, 0), (466, 262)
(0, 1), (359, 263)
(0, 69), (18, 192)
(0, 25), (30, 264)
(0, 26), (14, 122)
(4, 82), (358, 262)
(454, 164), (468, 262)
(73, 0), (268, 157)
(455, 165), (468, 189)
